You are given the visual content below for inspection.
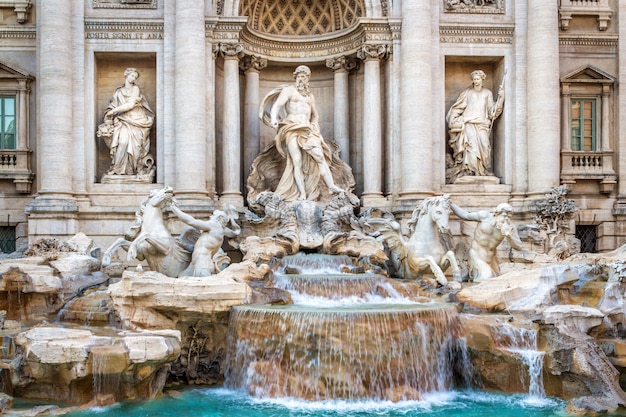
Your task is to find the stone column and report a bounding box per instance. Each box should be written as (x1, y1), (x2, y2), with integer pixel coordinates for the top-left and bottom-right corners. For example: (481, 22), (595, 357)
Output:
(387, 19), (402, 198)
(400, 0), (432, 198)
(37, 0), (73, 197)
(175, 0), (207, 199)
(326, 56), (356, 164)
(357, 45), (388, 206)
(26, 0), (78, 241)
(219, 43), (244, 205)
(241, 55), (267, 177)
(17, 80), (28, 150)
(527, 0), (560, 194)
(615, 0), (626, 238)
(601, 85), (610, 151)
(561, 85), (571, 151)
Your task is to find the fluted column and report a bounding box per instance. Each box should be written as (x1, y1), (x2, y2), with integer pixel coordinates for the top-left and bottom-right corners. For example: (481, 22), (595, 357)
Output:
(37, 0), (73, 197)
(326, 56), (356, 164)
(241, 55), (267, 177)
(219, 43), (244, 205)
(527, 0), (560, 194)
(175, 0), (207, 198)
(400, 0), (432, 197)
(357, 45), (388, 205)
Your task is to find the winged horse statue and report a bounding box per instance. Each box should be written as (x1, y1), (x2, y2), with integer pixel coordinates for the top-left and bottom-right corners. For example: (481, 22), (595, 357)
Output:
(363, 195), (461, 286)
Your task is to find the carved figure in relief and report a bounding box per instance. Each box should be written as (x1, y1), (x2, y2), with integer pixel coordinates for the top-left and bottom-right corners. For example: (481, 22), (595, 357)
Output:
(363, 195), (461, 286)
(101, 187), (197, 277)
(170, 201), (241, 277)
(446, 70), (503, 182)
(97, 68), (155, 180)
(451, 201), (522, 281)
(259, 65), (344, 202)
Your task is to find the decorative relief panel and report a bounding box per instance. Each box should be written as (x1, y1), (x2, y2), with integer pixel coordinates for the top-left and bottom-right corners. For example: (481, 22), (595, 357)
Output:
(444, 0), (504, 14)
(91, 0), (157, 9)
(85, 20), (163, 40)
(439, 25), (513, 44)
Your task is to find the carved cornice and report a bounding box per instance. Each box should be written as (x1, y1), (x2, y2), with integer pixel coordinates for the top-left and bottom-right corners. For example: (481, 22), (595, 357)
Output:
(388, 17), (402, 41)
(240, 54), (267, 72)
(85, 19), (163, 40)
(211, 17), (248, 42)
(325, 56), (358, 72)
(0, 26), (35, 40)
(439, 25), (513, 44)
(559, 34), (618, 50)
(239, 18), (391, 63)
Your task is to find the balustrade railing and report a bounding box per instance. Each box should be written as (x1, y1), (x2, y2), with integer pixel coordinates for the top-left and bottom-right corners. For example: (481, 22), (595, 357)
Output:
(560, 150), (616, 193)
(559, 0), (612, 30)
(0, 149), (33, 193)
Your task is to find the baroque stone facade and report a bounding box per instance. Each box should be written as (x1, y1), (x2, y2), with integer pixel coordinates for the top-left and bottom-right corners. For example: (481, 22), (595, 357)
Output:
(0, 0), (624, 253)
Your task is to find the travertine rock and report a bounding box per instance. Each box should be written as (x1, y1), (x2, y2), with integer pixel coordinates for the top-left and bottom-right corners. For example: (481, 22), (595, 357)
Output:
(12, 326), (180, 405)
(108, 261), (258, 330)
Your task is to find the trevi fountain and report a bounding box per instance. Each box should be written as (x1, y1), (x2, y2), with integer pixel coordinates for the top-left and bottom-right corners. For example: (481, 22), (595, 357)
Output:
(1, 65), (625, 417)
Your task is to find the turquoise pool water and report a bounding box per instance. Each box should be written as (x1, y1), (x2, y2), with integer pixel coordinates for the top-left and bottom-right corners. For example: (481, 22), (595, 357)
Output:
(64, 388), (578, 417)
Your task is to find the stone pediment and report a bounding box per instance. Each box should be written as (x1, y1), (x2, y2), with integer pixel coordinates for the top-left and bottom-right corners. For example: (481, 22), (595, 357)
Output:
(561, 65), (614, 84)
(0, 61), (31, 80)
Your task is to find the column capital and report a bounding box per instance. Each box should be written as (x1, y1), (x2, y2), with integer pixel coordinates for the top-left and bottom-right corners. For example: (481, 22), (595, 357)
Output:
(356, 44), (390, 62)
(217, 43), (244, 59)
(240, 55), (268, 73)
(325, 56), (358, 73)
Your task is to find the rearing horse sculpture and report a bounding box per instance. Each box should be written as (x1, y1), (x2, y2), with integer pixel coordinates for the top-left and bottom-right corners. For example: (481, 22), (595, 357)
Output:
(363, 195), (460, 286)
(101, 186), (197, 277)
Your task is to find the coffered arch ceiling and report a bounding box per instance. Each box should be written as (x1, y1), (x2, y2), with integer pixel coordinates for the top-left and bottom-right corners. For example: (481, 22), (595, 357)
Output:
(220, 0), (388, 21)
(239, 0), (364, 37)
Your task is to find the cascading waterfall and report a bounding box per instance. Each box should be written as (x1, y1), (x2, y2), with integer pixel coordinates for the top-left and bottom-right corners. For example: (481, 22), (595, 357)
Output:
(491, 321), (545, 397)
(90, 345), (123, 405)
(0, 335), (15, 395)
(225, 254), (467, 401)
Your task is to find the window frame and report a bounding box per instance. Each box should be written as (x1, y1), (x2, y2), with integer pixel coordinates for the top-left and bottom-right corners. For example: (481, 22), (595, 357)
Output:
(570, 97), (597, 152)
(0, 95), (16, 150)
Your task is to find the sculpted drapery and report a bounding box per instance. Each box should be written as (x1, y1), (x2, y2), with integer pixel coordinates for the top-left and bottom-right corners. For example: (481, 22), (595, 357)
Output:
(446, 70), (503, 182)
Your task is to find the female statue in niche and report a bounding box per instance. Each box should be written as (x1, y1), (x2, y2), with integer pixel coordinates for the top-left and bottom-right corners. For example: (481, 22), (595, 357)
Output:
(446, 69), (504, 182)
(97, 67), (155, 181)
